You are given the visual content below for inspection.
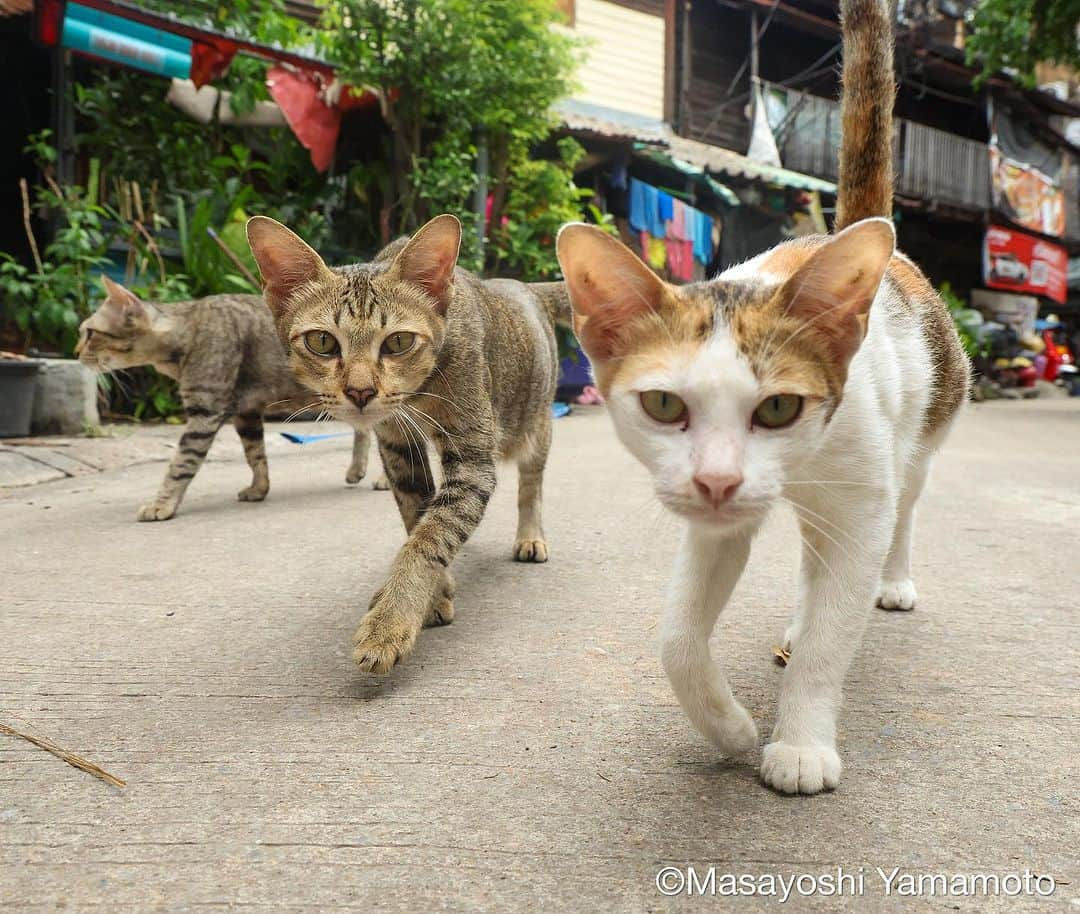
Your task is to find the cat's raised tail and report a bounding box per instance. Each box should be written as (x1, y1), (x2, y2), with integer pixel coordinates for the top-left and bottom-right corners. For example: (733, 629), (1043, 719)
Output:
(835, 0), (895, 231)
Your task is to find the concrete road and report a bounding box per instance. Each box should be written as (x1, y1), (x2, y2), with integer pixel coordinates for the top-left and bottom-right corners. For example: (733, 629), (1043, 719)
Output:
(1, 401), (1077, 913)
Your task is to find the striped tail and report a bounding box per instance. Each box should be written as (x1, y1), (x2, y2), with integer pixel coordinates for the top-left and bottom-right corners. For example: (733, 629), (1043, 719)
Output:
(834, 0), (896, 231)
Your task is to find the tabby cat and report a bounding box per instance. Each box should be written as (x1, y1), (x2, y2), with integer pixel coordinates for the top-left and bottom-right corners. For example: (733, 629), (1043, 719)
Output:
(246, 214), (567, 673)
(555, 0), (968, 794)
(76, 277), (381, 521)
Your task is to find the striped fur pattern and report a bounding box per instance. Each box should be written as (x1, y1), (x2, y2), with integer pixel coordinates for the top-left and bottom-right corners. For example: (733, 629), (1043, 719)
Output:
(76, 277), (380, 521)
(247, 214), (566, 674)
(556, 0), (970, 795)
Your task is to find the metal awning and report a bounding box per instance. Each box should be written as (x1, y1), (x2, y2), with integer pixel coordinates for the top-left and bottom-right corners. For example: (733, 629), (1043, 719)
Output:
(557, 99), (669, 145)
(632, 146), (741, 206)
(664, 135), (837, 195)
(558, 99), (834, 195)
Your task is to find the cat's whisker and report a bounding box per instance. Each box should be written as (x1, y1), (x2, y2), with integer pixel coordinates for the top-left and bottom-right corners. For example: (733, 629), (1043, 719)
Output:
(432, 365), (469, 411)
(401, 402), (458, 445)
(797, 531), (843, 585)
(779, 496), (862, 547)
(394, 408), (433, 491)
(397, 388), (465, 414)
(785, 503), (861, 569)
(783, 480), (886, 487)
(391, 412), (419, 486)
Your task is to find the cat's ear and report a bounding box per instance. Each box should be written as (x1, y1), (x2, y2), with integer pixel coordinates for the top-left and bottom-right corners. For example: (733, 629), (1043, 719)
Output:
(100, 275), (146, 322)
(556, 223), (668, 361)
(779, 218), (895, 363)
(391, 214), (461, 315)
(246, 216), (333, 317)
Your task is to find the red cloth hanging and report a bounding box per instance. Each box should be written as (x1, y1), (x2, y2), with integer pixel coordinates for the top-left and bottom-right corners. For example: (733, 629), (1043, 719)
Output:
(266, 65), (342, 173)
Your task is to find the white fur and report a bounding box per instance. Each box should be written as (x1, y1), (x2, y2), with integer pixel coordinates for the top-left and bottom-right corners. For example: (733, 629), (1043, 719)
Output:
(607, 263), (947, 795)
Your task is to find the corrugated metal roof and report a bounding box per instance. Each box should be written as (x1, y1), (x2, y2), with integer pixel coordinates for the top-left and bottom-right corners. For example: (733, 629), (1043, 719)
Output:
(558, 99), (836, 194)
(665, 135), (837, 194)
(556, 99), (669, 144)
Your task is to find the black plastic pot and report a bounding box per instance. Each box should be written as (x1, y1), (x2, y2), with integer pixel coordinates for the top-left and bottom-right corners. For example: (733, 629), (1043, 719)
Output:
(0, 359), (41, 438)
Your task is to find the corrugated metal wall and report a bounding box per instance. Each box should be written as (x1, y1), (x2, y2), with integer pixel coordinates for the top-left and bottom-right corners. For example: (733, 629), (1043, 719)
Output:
(572, 0), (665, 121)
(770, 82), (991, 212)
(899, 121), (990, 210)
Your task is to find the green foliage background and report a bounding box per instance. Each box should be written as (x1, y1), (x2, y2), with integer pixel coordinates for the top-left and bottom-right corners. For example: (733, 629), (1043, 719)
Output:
(966, 0), (1080, 87)
(1, 0), (591, 419)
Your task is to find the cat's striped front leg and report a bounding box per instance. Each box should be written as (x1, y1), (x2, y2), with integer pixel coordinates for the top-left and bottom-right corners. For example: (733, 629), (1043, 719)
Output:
(138, 404), (227, 521)
(661, 525), (758, 756)
(352, 429), (496, 673)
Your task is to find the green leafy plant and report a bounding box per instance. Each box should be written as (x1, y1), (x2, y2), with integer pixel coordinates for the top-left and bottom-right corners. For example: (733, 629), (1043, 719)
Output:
(495, 137), (601, 280)
(175, 194), (260, 296)
(319, 0), (582, 247)
(0, 147), (116, 352)
(966, 0), (1080, 88)
(939, 282), (988, 360)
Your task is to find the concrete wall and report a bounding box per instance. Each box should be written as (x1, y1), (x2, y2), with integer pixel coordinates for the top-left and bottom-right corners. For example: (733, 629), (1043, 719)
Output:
(31, 359), (99, 435)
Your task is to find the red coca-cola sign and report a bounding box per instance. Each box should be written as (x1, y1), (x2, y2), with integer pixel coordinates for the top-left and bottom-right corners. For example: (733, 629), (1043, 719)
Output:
(983, 225), (1067, 304)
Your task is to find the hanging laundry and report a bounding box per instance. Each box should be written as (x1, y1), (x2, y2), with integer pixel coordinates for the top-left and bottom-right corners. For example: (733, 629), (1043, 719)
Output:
(640, 232), (667, 270)
(665, 238), (694, 282)
(630, 178), (666, 238)
(629, 178), (718, 278)
(693, 210), (714, 266)
(657, 190), (674, 225)
(669, 198), (689, 241)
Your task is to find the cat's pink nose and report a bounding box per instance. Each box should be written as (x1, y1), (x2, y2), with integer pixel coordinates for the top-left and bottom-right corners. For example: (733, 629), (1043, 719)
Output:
(694, 471), (742, 507)
(344, 387), (377, 409)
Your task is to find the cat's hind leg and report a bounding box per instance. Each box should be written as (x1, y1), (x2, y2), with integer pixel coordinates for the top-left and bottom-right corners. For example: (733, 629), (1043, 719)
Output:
(345, 428), (370, 485)
(661, 526), (758, 757)
(347, 428), (392, 489)
(234, 412), (270, 502)
(876, 438), (940, 611)
(512, 413), (551, 563)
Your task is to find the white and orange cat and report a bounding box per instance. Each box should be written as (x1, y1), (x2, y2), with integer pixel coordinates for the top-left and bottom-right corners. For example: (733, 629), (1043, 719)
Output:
(556, 0), (968, 794)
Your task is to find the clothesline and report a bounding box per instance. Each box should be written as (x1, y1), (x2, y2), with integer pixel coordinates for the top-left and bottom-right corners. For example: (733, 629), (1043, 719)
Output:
(628, 178), (717, 282)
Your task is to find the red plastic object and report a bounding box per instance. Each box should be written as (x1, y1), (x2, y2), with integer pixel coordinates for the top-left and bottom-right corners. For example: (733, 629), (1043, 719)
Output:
(1041, 330), (1074, 382)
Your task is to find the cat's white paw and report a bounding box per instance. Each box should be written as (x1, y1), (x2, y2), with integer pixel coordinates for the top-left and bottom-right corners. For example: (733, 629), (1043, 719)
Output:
(703, 702), (759, 757)
(372, 475), (391, 491)
(760, 741), (841, 795)
(877, 579), (917, 611)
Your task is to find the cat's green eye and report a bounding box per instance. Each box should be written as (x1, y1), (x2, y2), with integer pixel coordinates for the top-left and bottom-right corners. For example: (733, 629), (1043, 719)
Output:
(303, 330), (340, 357)
(382, 331), (416, 355)
(753, 394), (803, 429)
(640, 390), (688, 424)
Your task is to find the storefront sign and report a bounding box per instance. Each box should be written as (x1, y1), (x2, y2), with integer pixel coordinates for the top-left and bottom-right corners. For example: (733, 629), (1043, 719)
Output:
(983, 225), (1067, 304)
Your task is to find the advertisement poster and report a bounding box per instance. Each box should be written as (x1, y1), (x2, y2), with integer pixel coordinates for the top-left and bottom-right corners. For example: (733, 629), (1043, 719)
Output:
(983, 225), (1067, 303)
(989, 147), (1066, 238)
